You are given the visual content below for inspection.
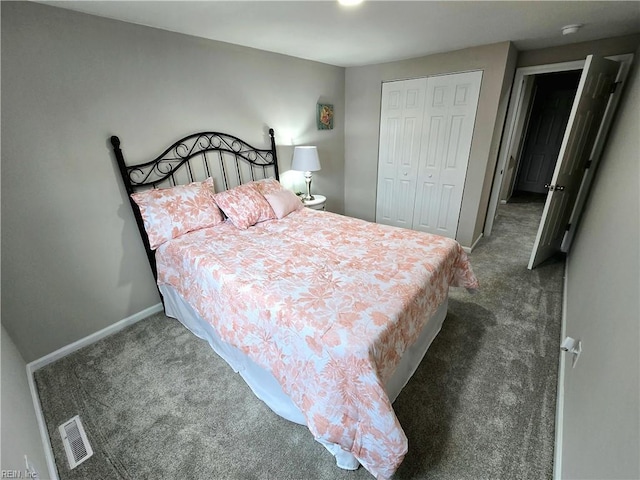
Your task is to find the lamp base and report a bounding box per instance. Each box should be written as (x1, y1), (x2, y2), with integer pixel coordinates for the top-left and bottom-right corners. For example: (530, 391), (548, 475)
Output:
(303, 171), (314, 201)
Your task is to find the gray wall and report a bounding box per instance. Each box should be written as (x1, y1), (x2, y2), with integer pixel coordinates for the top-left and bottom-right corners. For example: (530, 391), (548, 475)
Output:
(344, 41), (517, 248)
(498, 35), (640, 204)
(517, 33), (640, 68)
(1, 2), (345, 362)
(1, 326), (49, 476)
(561, 45), (640, 479)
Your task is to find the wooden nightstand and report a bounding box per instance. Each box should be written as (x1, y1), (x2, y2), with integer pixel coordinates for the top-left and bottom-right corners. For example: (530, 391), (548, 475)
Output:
(302, 194), (326, 211)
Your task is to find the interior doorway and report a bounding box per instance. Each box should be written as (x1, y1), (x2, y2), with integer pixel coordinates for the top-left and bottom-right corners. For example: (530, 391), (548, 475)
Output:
(484, 54), (633, 268)
(511, 70), (582, 199)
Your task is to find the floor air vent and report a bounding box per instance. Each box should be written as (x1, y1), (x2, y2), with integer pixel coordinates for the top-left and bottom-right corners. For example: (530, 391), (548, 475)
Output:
(58, 415), (93, 469)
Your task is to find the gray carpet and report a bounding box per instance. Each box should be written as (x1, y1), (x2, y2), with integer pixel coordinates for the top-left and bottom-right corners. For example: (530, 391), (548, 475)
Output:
(34, 201), (564, 480)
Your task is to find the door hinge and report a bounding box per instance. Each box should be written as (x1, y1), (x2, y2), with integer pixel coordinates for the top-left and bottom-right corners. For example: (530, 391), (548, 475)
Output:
(610, 81), (621, 94)
(585, 160), (593, 169)
(565, 223), (572, 231)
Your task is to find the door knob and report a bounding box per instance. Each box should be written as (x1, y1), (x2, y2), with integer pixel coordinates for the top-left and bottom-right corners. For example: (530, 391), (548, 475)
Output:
(555, 185), (565, 191)
(403, 172), (408, 176)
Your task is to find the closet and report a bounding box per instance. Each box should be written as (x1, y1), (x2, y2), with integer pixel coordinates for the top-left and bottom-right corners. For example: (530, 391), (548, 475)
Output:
(376, 70), (482, 239)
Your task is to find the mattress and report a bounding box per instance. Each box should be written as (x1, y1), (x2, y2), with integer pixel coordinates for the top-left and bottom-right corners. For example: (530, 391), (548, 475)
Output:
(155, 208), (477, 478)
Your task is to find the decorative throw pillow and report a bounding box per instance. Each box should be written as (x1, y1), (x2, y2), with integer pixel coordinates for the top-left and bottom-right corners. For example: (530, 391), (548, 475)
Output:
(130, 177), (223, 249)
(253, 177), (284, 196)
(213, 183), (276, 229)
(263, 189), (303, 219)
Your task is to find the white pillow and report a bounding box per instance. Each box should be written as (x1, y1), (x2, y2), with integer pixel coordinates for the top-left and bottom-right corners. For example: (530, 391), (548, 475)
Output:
(263, 189), (303, 219)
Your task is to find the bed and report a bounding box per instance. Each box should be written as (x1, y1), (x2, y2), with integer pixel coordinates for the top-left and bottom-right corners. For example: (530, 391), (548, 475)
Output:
(110, 129), (478, 479)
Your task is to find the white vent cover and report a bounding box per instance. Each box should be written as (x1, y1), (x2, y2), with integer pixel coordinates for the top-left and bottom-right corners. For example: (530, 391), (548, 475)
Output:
(58, 415), (93, 469)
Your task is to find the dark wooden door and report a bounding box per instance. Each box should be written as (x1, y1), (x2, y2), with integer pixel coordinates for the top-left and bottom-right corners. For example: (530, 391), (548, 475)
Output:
(516, 72), (581, 194)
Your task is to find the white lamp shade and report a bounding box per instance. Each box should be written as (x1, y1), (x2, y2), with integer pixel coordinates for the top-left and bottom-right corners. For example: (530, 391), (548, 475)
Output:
(291, 146), (321, 172)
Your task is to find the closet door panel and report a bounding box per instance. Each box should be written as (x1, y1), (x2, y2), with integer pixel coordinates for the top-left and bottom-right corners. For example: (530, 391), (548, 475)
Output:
(413, 180), (437, 230)
(437, 184), (455, 230)
(413, 70), (482, 237)
(376, 79), (426, 228)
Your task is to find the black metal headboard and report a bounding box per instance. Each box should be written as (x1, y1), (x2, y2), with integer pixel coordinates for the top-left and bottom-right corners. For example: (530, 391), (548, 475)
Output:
(110, 129), (279, 280)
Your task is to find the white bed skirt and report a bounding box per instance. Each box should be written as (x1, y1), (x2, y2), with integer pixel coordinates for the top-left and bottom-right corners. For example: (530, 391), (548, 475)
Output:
(159, 284), (448, 470)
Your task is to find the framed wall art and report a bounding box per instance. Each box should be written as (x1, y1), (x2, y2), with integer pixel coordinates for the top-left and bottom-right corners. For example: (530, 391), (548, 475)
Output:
(317, 103), (334, 130)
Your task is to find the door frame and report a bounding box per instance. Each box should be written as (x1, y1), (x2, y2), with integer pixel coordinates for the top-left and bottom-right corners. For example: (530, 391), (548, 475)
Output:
(484, 60), (584, 236)
(512, 71), (582, 195)
(561, 54), (634, 252)
(484, 54), (633, 237)
(528, 54), (622, 269)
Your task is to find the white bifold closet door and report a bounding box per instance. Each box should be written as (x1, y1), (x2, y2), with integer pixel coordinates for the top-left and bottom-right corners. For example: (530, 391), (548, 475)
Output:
(376, 70), (482, 239)
(376, 78), (426, 229)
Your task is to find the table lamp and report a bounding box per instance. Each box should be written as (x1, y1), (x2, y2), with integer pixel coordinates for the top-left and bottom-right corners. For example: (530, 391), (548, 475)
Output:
(291, 146), (321, 201)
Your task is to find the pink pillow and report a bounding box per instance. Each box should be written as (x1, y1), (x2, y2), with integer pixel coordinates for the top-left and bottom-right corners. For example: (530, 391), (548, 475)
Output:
(253, 178), (284, 196)
(213, 183), (276, 229)
(130, 177), (224, 249)
(263, 189), (303, 219)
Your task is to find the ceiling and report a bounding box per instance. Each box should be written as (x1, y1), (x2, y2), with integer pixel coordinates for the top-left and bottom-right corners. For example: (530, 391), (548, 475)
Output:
(39, 1), (640, 67)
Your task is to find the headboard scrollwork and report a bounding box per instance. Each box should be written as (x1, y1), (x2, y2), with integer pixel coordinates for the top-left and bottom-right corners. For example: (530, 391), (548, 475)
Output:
(110, 128), (279, 280)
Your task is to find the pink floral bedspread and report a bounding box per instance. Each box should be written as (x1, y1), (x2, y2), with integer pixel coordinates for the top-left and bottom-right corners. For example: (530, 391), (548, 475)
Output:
(156, 208), (478, 479)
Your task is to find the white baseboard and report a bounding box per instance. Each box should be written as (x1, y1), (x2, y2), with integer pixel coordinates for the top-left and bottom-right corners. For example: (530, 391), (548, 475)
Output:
(462, 233), (484, 254)
(26, 364), (59, 480)
(553, 258), (569, 480)
(27, 303), (163, 372)
(26, 303), (163, 480)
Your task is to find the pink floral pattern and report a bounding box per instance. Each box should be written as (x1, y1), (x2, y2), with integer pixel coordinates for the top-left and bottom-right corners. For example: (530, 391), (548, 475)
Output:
(130, 177), (223, 249)
(213, 183), (276, 229)
(156, 209), (478, 478)
(252, 177), (284, 196)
